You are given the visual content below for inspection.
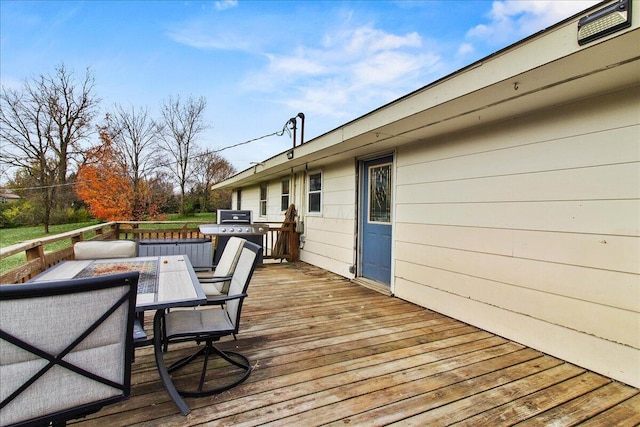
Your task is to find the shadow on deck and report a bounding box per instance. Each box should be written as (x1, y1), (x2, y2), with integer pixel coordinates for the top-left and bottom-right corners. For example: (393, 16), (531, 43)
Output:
(71, 262), (640, 426)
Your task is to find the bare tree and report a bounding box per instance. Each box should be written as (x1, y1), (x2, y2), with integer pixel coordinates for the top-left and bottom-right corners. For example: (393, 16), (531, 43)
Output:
(0, 64), (99, 231)
(192, 149), (236, 212)
(159, 95), (207, 214)
(105, 105), (162, 218)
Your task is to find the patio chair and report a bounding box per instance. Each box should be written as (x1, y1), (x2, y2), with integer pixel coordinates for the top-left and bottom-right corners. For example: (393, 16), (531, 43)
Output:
(0, 272), (138, 427)
(73, 240), (137, 260)
(158, 240), (260, 397)
(159, 236), (247, 352)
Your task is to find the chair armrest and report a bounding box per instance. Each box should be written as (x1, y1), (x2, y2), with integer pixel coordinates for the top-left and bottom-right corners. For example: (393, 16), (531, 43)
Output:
(191, 264), (215, 271)
(199, 276), (232, 283)
(206, 292), (248, 304)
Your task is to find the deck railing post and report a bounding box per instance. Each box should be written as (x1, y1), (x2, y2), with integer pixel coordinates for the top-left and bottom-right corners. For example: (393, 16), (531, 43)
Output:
(288, 222), (299, 262)
(25, 244), (46, 273)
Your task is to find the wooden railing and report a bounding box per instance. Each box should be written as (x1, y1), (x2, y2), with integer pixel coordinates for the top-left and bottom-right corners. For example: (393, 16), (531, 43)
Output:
(0, 220), (300, 284)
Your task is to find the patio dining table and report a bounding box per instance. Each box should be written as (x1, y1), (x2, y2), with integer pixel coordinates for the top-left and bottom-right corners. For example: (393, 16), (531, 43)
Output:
(30, 255), (207, 415)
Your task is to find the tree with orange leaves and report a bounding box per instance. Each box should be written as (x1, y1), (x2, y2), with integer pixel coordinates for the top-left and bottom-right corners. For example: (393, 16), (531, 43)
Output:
(75, 130), (133, 221)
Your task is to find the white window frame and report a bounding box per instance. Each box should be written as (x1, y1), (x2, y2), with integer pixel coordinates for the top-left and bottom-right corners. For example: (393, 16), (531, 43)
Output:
(307, 170), (322, 215)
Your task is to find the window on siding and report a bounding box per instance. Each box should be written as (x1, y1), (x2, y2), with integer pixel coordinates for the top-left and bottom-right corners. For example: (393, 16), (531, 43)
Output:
(259, 184), (267, 217)
(281, 179), (290, 212)
(307, 171), (322, 214)
(236, 189), (242, 210)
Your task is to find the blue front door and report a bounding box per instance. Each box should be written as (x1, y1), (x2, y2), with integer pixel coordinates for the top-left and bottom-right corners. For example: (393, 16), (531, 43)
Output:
(360, 156), (393, 285)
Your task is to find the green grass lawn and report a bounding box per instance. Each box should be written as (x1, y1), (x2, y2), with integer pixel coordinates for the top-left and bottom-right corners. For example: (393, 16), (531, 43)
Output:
(165, 212), (217, 222)
(0, 221), (101, 247)
(0, 212), (218, 276)
(0, 221), (101, 275)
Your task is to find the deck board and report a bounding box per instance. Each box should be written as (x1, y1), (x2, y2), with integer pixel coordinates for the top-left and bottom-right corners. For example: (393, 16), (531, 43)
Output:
(70, 262), (640, 426)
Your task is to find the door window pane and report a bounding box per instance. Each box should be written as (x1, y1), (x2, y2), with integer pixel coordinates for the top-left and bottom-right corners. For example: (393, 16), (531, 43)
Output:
(368, 164), (391, 223)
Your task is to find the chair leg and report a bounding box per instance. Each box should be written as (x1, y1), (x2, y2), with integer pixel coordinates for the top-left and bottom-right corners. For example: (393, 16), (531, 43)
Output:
(160, 310), (170, 353)
(168, 346), (208, 371)
(153, 311), (192, 415)
(197, 345), (212, 392)
(167, 340), (252, 398)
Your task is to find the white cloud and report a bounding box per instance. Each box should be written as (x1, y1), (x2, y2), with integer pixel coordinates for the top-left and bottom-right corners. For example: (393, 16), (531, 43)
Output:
(351, 50), (432, 87)
(166, 11), (268, 53)
(215, 0), (238, 11)
(330, 26), (422, 55)
(168, 28), (252, 50)
(265, 53), (327, 76)
(456, 43), (474, 57)
(467, 0), (600, 45)
(248, 24), (441, 120)
(282, 82), (352, 119)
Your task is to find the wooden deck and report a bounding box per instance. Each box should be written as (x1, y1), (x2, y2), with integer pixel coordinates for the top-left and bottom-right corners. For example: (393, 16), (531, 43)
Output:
(72, 262), (640, 426)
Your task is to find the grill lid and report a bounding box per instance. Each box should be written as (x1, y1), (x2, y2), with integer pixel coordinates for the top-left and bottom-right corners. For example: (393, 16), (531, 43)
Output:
(217, 209), (253, 224)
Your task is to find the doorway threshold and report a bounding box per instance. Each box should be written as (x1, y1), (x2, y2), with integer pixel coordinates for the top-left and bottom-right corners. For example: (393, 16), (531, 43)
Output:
(352, 277), (392, 296)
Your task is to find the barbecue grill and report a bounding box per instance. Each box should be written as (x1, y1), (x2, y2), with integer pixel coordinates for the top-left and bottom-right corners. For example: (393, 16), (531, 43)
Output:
(199, 210), (267, 264)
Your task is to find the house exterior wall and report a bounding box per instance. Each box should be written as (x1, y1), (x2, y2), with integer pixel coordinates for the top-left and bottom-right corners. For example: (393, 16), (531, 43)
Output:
(235, 161), (357, 277)
(229, 84), (639, 387)
(393, 84), (640, 387)
(299, 159), (356, 278)
(233, 186), (260, 217)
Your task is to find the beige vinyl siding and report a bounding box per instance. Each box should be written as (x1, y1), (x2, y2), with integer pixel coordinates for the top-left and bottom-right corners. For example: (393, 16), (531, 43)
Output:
(236, 187), (260, 218)
(265, 180), (282, 220)
(300, 160), (355, 278)
(241, 178), (296, 223)
(393, 85), (640, 387)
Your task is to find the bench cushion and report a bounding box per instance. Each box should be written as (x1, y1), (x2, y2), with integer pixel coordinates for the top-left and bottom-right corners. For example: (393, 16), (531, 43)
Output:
(74, 241), (137, 260)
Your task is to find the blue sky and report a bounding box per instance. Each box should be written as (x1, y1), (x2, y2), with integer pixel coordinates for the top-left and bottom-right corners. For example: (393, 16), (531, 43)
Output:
(1, 0), (599, 173)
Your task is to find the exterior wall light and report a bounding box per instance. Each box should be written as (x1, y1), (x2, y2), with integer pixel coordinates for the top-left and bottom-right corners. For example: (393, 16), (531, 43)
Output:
(578, 0), (631, 45)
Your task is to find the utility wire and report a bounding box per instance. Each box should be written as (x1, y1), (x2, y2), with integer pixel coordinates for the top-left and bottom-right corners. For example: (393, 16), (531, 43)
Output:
(210, 122), (291, 154)
(1, 122), (293, 192)
(1, 181), (81, 191)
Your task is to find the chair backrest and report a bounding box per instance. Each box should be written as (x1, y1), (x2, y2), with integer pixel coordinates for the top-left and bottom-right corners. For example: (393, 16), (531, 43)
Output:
(225, 241), (261, 331)
(0, 272), (138, 427)
(213, 237), (246, 293)
(74, 240), (137, 260)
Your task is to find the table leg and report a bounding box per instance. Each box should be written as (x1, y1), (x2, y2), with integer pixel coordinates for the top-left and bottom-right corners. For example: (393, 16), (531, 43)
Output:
(153, 310), (191, 415)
